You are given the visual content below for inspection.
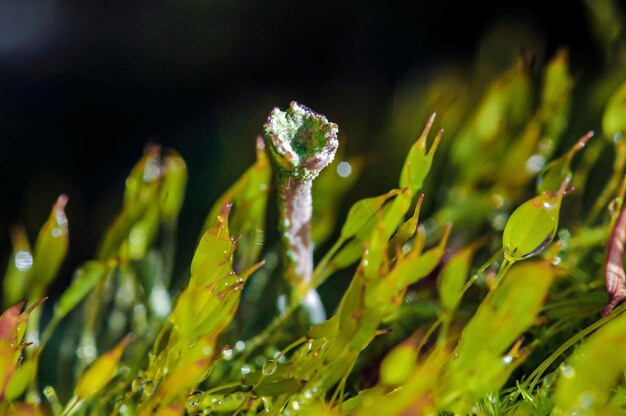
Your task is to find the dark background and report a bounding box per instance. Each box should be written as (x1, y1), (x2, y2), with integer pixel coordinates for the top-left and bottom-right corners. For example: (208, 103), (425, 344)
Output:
(0, 0), (609, 291)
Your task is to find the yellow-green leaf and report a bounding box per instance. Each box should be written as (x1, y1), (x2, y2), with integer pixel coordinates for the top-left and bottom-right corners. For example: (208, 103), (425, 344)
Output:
(74, 334), (133, 400)
(3, 225), (33, 308)
(31, 195), (69, 292)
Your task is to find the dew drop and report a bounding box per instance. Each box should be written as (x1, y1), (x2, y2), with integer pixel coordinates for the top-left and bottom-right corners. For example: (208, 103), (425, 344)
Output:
(525, 154), (545, 174)
(560, 363), (575, 378)
(222, 346), (234, 360)
(337, 161), (352, 177)
(14, 250), (33, 271)
(262, 359), (277, 376)
(143, 380), (156, 396)
(131, 377), (145, 393)
(186, 391), (204, 407)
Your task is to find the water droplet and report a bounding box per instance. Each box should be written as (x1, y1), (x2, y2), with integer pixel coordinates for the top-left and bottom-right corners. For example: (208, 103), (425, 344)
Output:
(337, 161), (352, 177)
(291, 401), (300, 410)
(276, 294), (288, 313)
(560, 363), (575, 378)
(502, 355), (513, 364)
(262, 360), (277, 375)
(490, 212), (508, 231)
(186, 391), (204, 407)
(235, 340), (246, 351)
(255, 355), (266, 366)
(491, 194), (505, 209)
(131, 377), (145, 393)
(14, 250), (33, 271)
(222, 346), (234, 360)
(143, 380), (156, 396)
(77, 344), (97, 362)
(525, 154), (545, 174)
(241, 364), (251, 375)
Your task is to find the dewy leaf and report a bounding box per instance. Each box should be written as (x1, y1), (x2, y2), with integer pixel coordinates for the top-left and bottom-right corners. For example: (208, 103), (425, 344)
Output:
(124, 145), (162, 207)
(536, 131), (593, 195)
(503, 184), (566, 261)
(128, 203), (160, 260)
(31, 195), (69, 293)
(389, 194), (424, 251)
(98, 150), (162, 261)
(144, 336), (216, 410)
(74, 334), (133, 400)
(191, 203), (235, 287)
(399, 113), (443, 197)
(2, 225), (33, 308)
(340, 189), (400, 240)
(366, 224), (450, 319)
(554, 310), (626, 414)
(602, 79), (626, 142)
(438, 261), (556, 410)
(173, 262), (262, 340)
(203, 136), (270, 271)
(362, 188), (412, 279)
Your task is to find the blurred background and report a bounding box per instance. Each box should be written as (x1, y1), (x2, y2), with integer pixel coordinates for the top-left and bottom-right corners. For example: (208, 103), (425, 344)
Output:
(0, 0), (614, 295)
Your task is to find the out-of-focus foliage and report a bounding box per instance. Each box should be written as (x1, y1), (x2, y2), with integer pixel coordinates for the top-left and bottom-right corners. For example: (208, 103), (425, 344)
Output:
(3, 3), (626, 415)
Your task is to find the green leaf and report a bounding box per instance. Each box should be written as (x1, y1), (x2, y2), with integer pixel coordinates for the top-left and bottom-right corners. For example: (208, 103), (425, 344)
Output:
(340, 189), (400, 240)
(536, 131), (593, 195)
(399, 113), (442, 197)
(602, 79), (626, 141)
(191, 204), (235, 287)
(379, 343), (418, 386)
(159, 149), (188, 223)
(362, 188), (412, 279)
(2, 225), (33, 308)
(438, 242), (480, 313)
(31, 195), (69, 293)
(124, 145), (162, 206)
(54, 261), (110, 322)
(5, 359), (37, 401)
(554, 310), (626, 414)
(503, 191), (564, 261)
(203, 137), (271, 270)
(438, 261), (556, 410)
(537, 48), (574, 158)
(98, 150), (162, 261)
(74, 334), (133, 400)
